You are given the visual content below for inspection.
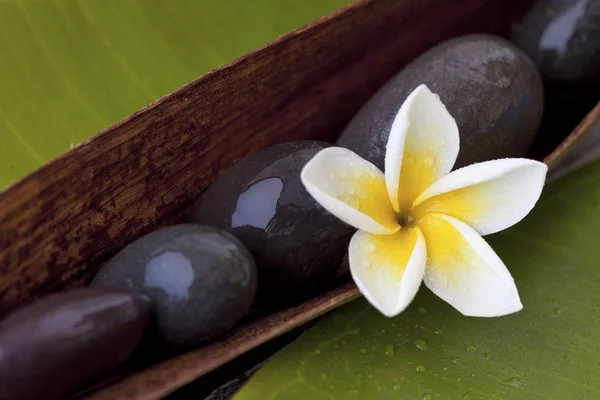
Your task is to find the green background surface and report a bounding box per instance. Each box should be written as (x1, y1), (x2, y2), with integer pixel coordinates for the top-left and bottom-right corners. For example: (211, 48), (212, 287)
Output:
(0, 0), (348, 188)
(235, 159), (600, 399)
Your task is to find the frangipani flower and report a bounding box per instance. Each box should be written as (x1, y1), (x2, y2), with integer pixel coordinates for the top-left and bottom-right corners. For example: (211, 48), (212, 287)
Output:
(301, 84), (547, 318)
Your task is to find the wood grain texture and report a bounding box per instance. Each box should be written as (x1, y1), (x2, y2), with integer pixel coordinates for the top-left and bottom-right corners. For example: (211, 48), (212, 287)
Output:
(545, 102), (600, 181)
(0, 0), (532, 316)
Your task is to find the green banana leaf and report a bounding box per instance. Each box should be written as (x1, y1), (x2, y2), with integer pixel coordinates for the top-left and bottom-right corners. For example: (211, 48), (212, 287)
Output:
(0, 0), (348, 189)
(234, 159), (600, 399)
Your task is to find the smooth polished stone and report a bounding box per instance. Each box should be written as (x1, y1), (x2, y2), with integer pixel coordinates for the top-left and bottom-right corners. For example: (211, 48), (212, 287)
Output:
(0, 287), (151, 400)
(191, 141), (354, 306)
(336, 34), (544, 170)
(92, 224), (257, 348)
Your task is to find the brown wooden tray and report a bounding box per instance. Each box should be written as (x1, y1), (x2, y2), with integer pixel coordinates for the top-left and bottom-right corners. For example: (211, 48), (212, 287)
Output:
(2, 0), (597, 398)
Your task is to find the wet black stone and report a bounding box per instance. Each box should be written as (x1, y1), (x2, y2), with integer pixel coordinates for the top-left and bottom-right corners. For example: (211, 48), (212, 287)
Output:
(91, 224), (257, 348)
(511, 0), (600, 84)
(190, 141), (354, 306)
(0, 287), (151, 400)
(336, 34), (544, 170)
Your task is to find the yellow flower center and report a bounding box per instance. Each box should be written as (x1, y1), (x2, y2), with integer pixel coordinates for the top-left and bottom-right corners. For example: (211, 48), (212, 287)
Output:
(397, 210), (417, 228)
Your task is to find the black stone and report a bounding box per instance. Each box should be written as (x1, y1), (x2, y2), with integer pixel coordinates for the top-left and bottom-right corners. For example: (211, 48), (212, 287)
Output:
(511, 0), (600, 84)
(91, 224), (257, 348)
(0, 287), (151, 400)
(190, 141), (354, 306)
(336, 34), (544, 170)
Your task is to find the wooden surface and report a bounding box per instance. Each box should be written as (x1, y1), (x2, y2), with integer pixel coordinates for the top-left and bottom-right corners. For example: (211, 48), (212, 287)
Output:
(0, 0), (532, 316)
(546, 102), (600, 182)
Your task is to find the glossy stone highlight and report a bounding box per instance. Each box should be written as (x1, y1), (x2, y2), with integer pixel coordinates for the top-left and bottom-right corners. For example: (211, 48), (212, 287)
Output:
(0, 287), (151, 400)
(511, 0), (600, 83)
(191, 141), (354, 305)
(336, 34), (544, 169)
(92, 224), (257, 348)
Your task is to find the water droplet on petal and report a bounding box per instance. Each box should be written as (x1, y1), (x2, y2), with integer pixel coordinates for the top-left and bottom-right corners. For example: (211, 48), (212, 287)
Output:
(348, 186), (356, 194)
(437, 138), (446, 146)
(365, 243), (376, 253)
(424, 155), (435, 168)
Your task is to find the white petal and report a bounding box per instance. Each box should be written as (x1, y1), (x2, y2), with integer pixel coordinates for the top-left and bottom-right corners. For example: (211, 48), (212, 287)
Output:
(412, 158), (547, 235)
(385, 84), (460, 212)
(349, 228), (426, 317)
(301, 147), (399, 235)
(418, 213), (522, 317)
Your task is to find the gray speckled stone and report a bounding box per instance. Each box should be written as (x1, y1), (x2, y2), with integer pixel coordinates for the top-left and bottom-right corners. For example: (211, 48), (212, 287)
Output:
(0, 287), (151, 400)
(336, 34), (544, 170)
(91, 224), (257, 348)
(511, 0), (600, 83)
(191, 141), (354, 306)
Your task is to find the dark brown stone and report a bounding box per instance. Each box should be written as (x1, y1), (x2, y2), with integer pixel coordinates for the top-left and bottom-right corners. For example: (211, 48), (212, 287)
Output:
(0, 287), (151, 400)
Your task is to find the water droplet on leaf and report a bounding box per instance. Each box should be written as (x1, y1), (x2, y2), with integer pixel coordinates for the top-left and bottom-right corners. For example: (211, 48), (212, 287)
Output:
(465, 345), (478, 353)
(416, 365), (426, 372)
(385, 344), (395, 356)
(349, 325), (361, 335)
(502, 377), (522, 388)
(414, 339), (428, 351)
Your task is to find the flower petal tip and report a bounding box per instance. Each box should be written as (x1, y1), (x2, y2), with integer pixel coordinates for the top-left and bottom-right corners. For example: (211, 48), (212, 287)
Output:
(349, 229), (426, 318)
(300, 147), (400, 235)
